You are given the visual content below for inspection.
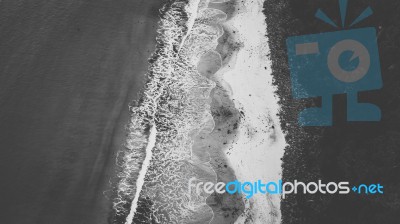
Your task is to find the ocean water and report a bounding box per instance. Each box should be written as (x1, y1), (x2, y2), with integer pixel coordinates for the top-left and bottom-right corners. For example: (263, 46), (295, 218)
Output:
(0, 1), (164, 224)
(114, 1), (223, 223)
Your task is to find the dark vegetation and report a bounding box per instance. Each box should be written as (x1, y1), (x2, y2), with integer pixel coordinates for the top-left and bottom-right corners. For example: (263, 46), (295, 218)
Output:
(264, 0), (400, 223)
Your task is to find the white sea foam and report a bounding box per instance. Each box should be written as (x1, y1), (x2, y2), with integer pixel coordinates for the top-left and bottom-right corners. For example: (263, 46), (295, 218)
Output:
(114, 0), (227, 223)
(114, 0), (285, 223)
(125, 125), (157, 224)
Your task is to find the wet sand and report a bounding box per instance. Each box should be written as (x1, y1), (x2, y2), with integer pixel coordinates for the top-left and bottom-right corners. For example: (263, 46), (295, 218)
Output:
(0, 0), (163, 223)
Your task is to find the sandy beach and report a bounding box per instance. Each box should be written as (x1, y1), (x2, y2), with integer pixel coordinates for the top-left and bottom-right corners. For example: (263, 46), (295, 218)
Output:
(208, 0), (285, 223)
(115, 0), (285, 223)
(0, 1), (163, 223)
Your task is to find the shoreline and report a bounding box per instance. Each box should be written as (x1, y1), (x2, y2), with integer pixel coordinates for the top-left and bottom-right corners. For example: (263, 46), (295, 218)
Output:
(215, 0), (285, 223)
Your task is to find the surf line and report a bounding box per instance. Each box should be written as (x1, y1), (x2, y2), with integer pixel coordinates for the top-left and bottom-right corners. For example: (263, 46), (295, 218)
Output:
(125, 124), (157, 224)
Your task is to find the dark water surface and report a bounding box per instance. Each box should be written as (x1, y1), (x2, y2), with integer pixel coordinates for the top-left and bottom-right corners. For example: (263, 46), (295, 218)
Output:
(0, 0), (163, 223)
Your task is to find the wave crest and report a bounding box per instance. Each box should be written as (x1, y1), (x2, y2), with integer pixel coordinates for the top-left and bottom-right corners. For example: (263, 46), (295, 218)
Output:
(113, 1), (228, 223)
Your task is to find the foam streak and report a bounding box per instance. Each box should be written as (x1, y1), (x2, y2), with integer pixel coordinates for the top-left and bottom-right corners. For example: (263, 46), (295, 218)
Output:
(125, 125), (157, 224)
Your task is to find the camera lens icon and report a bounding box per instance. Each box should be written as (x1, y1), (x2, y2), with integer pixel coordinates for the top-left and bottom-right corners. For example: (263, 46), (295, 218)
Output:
(286, 27), (383, 126)
(328, 39), (370, 83)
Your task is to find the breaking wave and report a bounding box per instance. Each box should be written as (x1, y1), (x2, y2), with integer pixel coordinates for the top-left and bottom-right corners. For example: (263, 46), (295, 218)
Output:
(113, 0), (229, 223)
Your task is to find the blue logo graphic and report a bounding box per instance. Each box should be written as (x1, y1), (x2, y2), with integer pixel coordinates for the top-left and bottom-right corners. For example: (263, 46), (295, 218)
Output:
(352, 183), (384, 195)
(286, 0), (382, 126)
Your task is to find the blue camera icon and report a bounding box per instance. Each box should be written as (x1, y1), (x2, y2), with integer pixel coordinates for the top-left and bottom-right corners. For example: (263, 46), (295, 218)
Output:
(287, 27), (382, 126)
